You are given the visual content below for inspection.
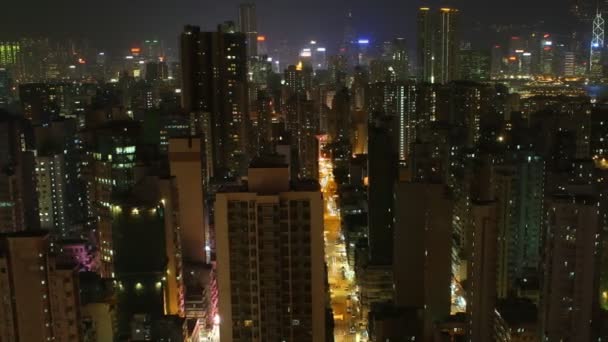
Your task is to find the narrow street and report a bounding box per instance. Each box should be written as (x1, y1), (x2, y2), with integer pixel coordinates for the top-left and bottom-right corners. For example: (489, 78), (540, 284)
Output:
(319, 150), (366, 342)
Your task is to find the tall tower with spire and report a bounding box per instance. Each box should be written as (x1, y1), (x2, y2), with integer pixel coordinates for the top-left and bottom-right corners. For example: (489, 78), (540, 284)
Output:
(342, 11), (355, 48)
(590, 9), (604, 78)
(341, 10), (357, 66)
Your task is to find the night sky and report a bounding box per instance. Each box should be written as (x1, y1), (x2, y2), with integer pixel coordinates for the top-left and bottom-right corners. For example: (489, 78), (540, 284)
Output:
(1, 0), (571, 53)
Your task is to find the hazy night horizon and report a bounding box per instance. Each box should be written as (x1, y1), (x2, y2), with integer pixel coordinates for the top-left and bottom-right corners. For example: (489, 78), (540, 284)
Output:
(0, 0), (606, 341)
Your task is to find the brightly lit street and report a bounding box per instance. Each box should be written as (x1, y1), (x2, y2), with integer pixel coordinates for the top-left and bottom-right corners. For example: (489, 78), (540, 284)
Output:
(320, 147), (367, 342)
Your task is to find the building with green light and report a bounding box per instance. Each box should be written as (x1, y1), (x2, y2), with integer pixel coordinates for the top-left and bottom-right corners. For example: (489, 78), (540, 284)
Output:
(0, 42), (20, 67)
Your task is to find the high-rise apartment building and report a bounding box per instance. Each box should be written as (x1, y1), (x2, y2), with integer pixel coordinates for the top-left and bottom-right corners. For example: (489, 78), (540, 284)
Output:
(366, 81), (417, 162)
(215, 161), (325, 341)
(367, 118), (397, 265)
(35, 154), (68, 232)
(327, 87), (351, 143)
(494, 153), (545, 298)
(417, 7), (459, 83)
(180, 24), (250, 179)
(284, 98), (319, 180)
(591, 108), (608, 159)
(284, 64), (313, 98)
(467, 201), (499, 342)
(0, 114), (39, 233)
(252, 91), (274, 156)
(393, 182), (453, 340)
(0, 231), (81, 341)
(81, 120), (141, 276)
(34, 119), (85, 238)
(540, 194), (602, 341)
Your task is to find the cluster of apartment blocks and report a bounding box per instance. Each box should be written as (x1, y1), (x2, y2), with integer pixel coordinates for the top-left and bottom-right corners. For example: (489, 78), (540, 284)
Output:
(0, 139), (327, 341)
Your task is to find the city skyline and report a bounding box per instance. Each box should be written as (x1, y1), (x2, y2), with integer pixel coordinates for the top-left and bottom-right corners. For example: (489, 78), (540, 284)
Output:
(1, 0), (608, 341)
(1, 0), (573, 53)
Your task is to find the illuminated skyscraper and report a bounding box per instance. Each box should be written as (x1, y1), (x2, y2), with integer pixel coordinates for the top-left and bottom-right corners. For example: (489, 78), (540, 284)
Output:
(366, 81), (417, 162)
(436, 8), (459, 83)
(417, 7), (459, 83)
(33, 119), (85, 239)
(418, 7), (434, 82)
(563, 51), (576, 76)
(238, 3), (258, 57)
(356, 38), (371, 66)
(0, 68), (9, 108)
(590, 11), (604, 78)
(142, 39), (163, 61)
(456, 47), (491, 81)
(539, 34), (555, 75)
(283, 64), (312, 97)
(0, 42), (19, 67)
(495, 153), (545, 298)
(389, 37), (409, 81)
(312, 46), (327, 70)
(81, 120), (140, 277)
(284, 97), (319, 180)
(180, 24), (250, 178)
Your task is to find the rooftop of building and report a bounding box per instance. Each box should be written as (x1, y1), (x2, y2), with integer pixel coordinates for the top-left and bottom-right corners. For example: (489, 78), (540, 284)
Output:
(216, 179), (320, 193)
(249, 155), (288, 168)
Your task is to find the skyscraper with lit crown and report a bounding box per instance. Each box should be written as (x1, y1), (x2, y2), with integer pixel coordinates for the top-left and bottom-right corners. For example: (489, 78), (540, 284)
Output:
(180, 24), (250, 179)
(417, 7), (459, 83)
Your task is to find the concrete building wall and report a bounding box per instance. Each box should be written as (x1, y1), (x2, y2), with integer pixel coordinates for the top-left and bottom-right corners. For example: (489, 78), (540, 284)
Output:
(467, 202), (499, 342)
(393, 182), (453, 340)
(0, 233), (80, 341)
(81, 303), (114, 342)
(49, 266), (81, 341)
(169, 137), (206, 264)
